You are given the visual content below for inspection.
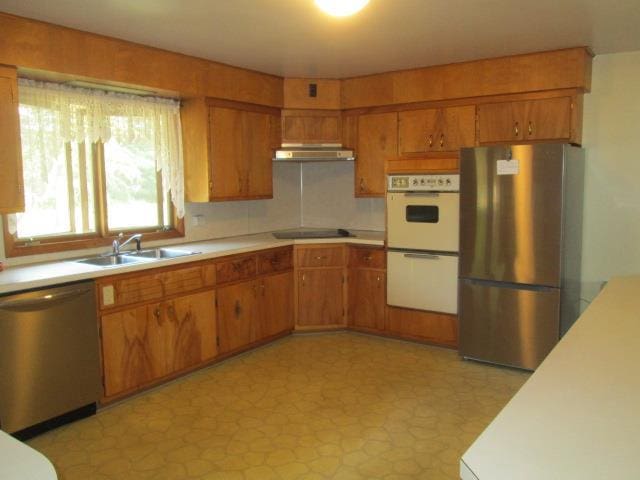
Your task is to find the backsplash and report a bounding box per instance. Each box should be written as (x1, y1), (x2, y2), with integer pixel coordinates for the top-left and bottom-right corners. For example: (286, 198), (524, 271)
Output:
(0, 162), (384, 267)
(301, 162), (385, 231)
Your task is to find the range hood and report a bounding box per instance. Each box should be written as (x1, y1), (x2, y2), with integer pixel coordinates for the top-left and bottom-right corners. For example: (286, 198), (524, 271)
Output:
(273, 144), (355, 162)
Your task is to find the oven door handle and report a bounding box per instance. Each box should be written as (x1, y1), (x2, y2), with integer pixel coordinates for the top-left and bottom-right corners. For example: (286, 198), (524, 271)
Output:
(403, 253), (440, 260)
(404, 192), (439, 197)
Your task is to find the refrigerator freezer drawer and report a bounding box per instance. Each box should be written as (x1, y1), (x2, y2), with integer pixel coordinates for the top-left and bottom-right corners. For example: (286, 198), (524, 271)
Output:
(387, 250), (458, 314)
(459, 279), (561, 370)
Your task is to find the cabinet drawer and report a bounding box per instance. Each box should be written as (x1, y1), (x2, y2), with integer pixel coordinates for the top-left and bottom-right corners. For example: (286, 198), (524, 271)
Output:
(349, 247), (386, 269)
(258, 247), (293, 275)
(157, 265), (215, 297)
(216, 255), (257, 284)
(296, 246), (345, 267)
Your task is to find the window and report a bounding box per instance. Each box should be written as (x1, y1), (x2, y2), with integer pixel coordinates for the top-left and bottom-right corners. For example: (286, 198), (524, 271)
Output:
(4, 79), (185, 256)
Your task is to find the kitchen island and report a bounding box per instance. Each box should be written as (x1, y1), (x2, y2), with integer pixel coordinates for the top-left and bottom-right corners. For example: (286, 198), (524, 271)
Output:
(460, 275), (640, 479)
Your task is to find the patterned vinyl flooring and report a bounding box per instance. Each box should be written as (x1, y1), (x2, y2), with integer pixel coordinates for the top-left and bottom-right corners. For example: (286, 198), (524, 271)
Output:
(28, 332), (529, 479)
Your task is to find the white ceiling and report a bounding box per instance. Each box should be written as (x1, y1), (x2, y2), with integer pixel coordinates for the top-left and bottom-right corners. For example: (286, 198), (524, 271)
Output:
(1, 0), (639, 78)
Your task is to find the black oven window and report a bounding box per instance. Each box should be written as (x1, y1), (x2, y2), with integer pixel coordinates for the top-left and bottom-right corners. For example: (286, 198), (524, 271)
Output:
(406, 205), (439, 223)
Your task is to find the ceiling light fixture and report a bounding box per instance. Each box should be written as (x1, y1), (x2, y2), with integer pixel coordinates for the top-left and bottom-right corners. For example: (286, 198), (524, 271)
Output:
(314, 0), (369, 17)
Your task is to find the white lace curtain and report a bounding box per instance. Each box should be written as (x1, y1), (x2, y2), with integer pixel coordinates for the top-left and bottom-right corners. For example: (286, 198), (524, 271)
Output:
(17, 79), (185, 218)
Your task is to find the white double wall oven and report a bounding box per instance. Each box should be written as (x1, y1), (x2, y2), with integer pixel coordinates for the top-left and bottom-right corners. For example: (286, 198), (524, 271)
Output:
(386, 174), (460, 314)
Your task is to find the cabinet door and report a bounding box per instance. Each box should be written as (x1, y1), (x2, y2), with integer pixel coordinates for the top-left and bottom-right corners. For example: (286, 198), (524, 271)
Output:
(524, 97), (572, 141)
(217, 280), (257, 354)
(245, 110), (275, 198)
(398, 108), (439, 155)
(356, 112), (398, 196)
(101, 304), (166, 397)
(258, 272), (294, 339)
(281, 111), (341, 144)
(165, 290), (217, 372)
(297, 269), (344, 327)
(440, 105), (476, 151)
(0, 66), (25, 213)
(477, 101), (526, 144)
(209, 106), (248, 199)
(349, 269), (386, 331)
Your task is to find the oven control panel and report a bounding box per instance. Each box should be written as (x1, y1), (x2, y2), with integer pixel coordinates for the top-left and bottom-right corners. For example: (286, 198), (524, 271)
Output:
(388, 174), (459, 192)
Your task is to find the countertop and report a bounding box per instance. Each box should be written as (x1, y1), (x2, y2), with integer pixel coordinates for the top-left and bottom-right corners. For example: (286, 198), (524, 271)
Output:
(0, 230), (384, 295)
(460, 275), (640, 480)
(0, 431), (57, 480)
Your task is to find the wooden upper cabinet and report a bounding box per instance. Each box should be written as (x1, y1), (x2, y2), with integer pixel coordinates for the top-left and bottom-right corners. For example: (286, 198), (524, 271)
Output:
(0, 65), (25, 213)
(478, 96), (576, 145)
(355, 112), (398, 197)
(399, 105), (475, 155)
(181, 97), (279, 202)
(281, 109), (342, 144)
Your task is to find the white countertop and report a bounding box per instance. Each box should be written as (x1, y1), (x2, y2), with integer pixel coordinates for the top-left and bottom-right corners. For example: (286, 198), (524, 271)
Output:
(0, 230), (384, 295)
(460, 275), (640, 480)
(0, 431), (57, 480)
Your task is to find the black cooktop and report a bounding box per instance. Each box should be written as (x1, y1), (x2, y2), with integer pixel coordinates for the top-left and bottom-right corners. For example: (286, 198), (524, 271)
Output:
(272, 229), (354, 239)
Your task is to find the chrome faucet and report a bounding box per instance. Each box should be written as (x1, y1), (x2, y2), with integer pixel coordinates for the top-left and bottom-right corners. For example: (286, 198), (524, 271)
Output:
(112, 233), (143, 255)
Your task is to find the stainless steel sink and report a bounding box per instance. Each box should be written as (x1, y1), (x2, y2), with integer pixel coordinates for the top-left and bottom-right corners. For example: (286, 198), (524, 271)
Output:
(123, 248), (199, 259)
(74, 254), (151, 267)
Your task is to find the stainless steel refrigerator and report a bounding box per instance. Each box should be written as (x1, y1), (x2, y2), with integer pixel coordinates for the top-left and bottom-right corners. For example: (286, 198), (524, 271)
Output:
(459, 144), (584, 370)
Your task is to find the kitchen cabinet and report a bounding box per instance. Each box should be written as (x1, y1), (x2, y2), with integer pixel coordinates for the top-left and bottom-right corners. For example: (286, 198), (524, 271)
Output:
(100, 290), (217, 397)
(217, 280), (257, 354)
(181, 98), (280, 202)
(216, 247), (294, 355)
(348, 247), (386, 331)
(97, 262), (217, 399)
(355, 112), (398, 197)
(295, 245), (346, 328)
(0, 65), (24, 213)
(281, 109), (342, 144)
(386, 306), (458, 348)
(399, 105), (476, 155)
(477, 96), (577, 144)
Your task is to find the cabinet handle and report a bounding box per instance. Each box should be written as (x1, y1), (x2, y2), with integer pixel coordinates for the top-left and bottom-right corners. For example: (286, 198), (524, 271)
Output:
(208, 181), (213, 191)
(301, 273), (306, 284)
(359, 177), (365, 192)
(428, 134), (433, 147)
(234, 300), (241, 317)
(364, 255), (372, 261)
(528, 121), (533, 136)
(514, 122), (520, 137)
(377, 276), (381, 283)
(439, 134), (444, 148)
(153, 307), (161, 324)
(315, 256), (327, 261)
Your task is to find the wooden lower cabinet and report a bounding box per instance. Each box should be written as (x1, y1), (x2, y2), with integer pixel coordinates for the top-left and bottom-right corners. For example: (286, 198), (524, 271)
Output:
(297, 268), (345, 327)
(349, 269), (386, 331)
(217, 272), (294, 355)
(258, 272), (294, 338)
(100, 290), (217, 397)
(217, 280), (257, 354)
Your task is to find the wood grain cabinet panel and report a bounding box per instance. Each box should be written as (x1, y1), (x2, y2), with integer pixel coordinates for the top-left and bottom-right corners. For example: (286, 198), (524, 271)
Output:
(349, 270), (386, 331)
(0, 65), (25, 213)
(216, 255), (257, 285)
(281, 110), (342, 144)
(257, 247), (293, 275)
(165, 291), (217, 372)
(217, 280), (257, 354)
(257, 272), (294, 338)
(349, 247), (386, 269)
(296, 246), (345, 268)
(399, 106), (475, 155)
(355, 112), (398, 197)
(386, 306), (458, 348)
(101, 304), (167, 397)
(297, 269), (344, 327)
(478, 97), (574, 144)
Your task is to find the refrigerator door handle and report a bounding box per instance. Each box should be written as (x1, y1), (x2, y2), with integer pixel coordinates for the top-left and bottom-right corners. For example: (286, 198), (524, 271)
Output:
(404, 192), (439, 197)
(460, 277), (558, 292)
(404, 252), (440, 260)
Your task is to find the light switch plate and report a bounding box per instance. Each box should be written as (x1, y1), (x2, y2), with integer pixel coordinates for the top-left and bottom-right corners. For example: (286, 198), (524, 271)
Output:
(102, 285), (115, 306)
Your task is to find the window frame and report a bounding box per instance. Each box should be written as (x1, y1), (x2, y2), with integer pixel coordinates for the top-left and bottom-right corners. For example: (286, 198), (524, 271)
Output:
(3, 140), (184, 258)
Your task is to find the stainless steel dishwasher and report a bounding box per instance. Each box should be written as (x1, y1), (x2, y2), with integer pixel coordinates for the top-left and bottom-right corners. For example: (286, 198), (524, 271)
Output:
(0, 280), (100, 439)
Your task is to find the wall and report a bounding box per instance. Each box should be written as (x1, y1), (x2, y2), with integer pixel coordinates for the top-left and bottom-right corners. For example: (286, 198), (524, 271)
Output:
(580, 51), (640, 306)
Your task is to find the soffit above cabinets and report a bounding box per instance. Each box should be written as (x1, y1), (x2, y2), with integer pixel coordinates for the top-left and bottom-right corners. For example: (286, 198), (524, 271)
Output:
(0, 0), (639, 78)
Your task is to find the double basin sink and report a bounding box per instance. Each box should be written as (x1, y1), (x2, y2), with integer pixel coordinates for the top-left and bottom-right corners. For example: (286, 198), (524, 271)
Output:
(74, 248), (199, 268)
